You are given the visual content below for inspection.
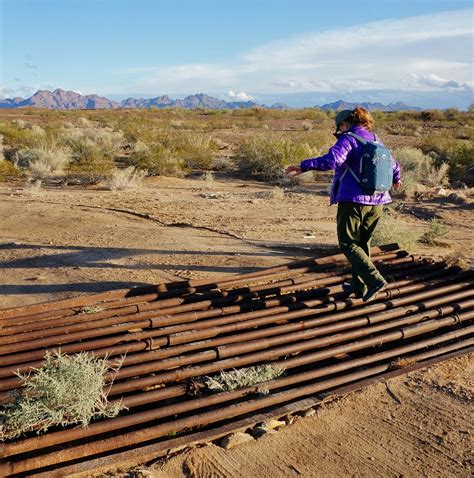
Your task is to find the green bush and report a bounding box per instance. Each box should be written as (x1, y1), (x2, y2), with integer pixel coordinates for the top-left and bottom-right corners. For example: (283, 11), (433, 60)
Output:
(0, 160), (21, 181)
(174, 133), (217, 170)
(419, 219), (448, 245)
(421, 139), (474, 186)
(0, 123), (37, 149)
(393, 147), (449, 196)
(129, 142), (183, 176)
(372, 210), (420, 252)
(438, 144), (474, 186)
(237, 136), (318, 181)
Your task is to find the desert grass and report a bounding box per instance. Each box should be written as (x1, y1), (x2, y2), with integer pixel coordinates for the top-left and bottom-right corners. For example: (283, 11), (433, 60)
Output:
(108, 166), (147, 191)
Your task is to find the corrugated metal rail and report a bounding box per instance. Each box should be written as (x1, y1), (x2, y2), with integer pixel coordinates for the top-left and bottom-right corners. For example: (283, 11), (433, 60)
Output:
(0, 243), (472, 476)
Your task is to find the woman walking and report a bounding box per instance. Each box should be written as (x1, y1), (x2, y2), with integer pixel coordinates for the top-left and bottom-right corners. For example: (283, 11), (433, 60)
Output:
(286, 107), (402, 302)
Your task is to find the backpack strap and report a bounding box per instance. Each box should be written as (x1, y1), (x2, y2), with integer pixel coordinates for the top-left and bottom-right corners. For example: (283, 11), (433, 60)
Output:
(341, 131), (366, 184)
(345, 131), (368, 145)
(340, 165), (361, 184)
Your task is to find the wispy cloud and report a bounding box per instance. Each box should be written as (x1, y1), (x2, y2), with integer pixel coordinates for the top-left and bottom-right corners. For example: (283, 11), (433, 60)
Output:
(0, 84), (34, 97)
(119, 8), (472, 95)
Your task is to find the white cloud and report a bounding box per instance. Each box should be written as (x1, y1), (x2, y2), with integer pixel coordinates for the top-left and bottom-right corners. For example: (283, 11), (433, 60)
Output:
(115, 8), (473, 95)
(227, 90), (254, 101)
(409, 73), (467, 89)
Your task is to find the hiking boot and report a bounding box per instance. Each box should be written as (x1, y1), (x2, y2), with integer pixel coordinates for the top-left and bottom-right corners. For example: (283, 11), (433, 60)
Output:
(341, 282), (366, 299)
(363, 281), (388, 303)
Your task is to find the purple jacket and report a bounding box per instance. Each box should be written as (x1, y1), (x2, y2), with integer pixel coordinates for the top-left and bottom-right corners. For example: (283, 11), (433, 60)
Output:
(300, 125), (401, 205)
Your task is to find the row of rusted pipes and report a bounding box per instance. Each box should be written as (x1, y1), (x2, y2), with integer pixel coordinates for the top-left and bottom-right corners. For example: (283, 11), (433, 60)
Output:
(0, 244), (472, 476)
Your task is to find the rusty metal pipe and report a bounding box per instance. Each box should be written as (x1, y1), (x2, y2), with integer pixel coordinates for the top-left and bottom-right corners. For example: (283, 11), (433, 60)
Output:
(104, 300), (472, 384)
(2, 324), (471, 460)
(115, 292), (474, 367)
(1, 287), (471, 384)
(0, 271), (468, 371)
(0, 259), (433, 343)
(107, 307), (474, 396)
(0, 254), (425, 338)
(0, 245), (400, 322)
(5, 331), (470, 477)
(0, 266), (460, 360)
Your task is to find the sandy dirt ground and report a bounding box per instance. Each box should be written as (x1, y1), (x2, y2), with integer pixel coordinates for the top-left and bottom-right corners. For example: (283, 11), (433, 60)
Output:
(0, 176), (473, 477)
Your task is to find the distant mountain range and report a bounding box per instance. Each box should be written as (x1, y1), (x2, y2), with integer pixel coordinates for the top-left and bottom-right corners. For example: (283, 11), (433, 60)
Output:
(318, 99), (420, 112)
(0, 88), (421, 111)
(0, 89), (262, 111)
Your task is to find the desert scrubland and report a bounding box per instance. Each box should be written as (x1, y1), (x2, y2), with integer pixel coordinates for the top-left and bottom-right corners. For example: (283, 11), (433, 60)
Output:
(0, 107), (473, 477)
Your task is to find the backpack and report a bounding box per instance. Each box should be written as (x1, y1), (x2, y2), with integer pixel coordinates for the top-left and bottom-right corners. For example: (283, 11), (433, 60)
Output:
(341, 132), (394, 195)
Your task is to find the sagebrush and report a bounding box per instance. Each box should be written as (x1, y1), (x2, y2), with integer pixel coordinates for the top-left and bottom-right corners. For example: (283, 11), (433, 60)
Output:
(0, 351), (122, 440)
(204, 365), (285, 393)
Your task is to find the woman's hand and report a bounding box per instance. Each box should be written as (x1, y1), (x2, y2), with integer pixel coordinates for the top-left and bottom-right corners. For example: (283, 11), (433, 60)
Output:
(285, 165), (302, 176)
(392, 181), (402, 190)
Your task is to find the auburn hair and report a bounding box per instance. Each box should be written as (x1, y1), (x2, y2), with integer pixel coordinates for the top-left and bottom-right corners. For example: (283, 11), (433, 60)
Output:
(347, 107), (374, 131)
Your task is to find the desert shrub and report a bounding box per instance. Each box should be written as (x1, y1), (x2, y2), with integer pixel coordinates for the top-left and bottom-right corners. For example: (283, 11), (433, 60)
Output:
(175, 133), (217, 170)
(271, 186), (285, 200)
(212, 156), (233, 171)
(419, 219), (448, 245)
(454, 130), (472, 141)
(65, 158), (115, 185)
(66, 140), (115, 184)
(12, 119), (29, 129)
(0, 160), (21, 181)
(76, 117), (94, 128)
(301, 120), (314, 131)
(200, 170), (214, 182)
(129, 142), (183, 176)
(204, 365), (285, 393)
(386, 124), (419, 137)
(63, 127), (125, 157)
(0, 351), (122, 440)
(170, 119), (185, 129)
(237, 136), (318, 181)
(16, 146), (72, 179)
(435, 143), (474, 186)
(107, 166), (146, 191)
(372, 210), (419, 252)
(25, 179), (43, 193)
(393, 147), (449, 196)
(0, 122), (36, 149)
(444, 107), (461, 121)
(64, 131), (118, 184)
(421, 139), (474, 186)
(420, 110), (444, 122)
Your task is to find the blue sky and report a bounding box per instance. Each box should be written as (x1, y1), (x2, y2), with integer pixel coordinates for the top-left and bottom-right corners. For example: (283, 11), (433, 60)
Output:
(1, 0), (473, 107)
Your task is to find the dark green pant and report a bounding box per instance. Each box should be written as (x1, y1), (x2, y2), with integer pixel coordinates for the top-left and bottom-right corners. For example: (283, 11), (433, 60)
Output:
(336, 202), (386, 296)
